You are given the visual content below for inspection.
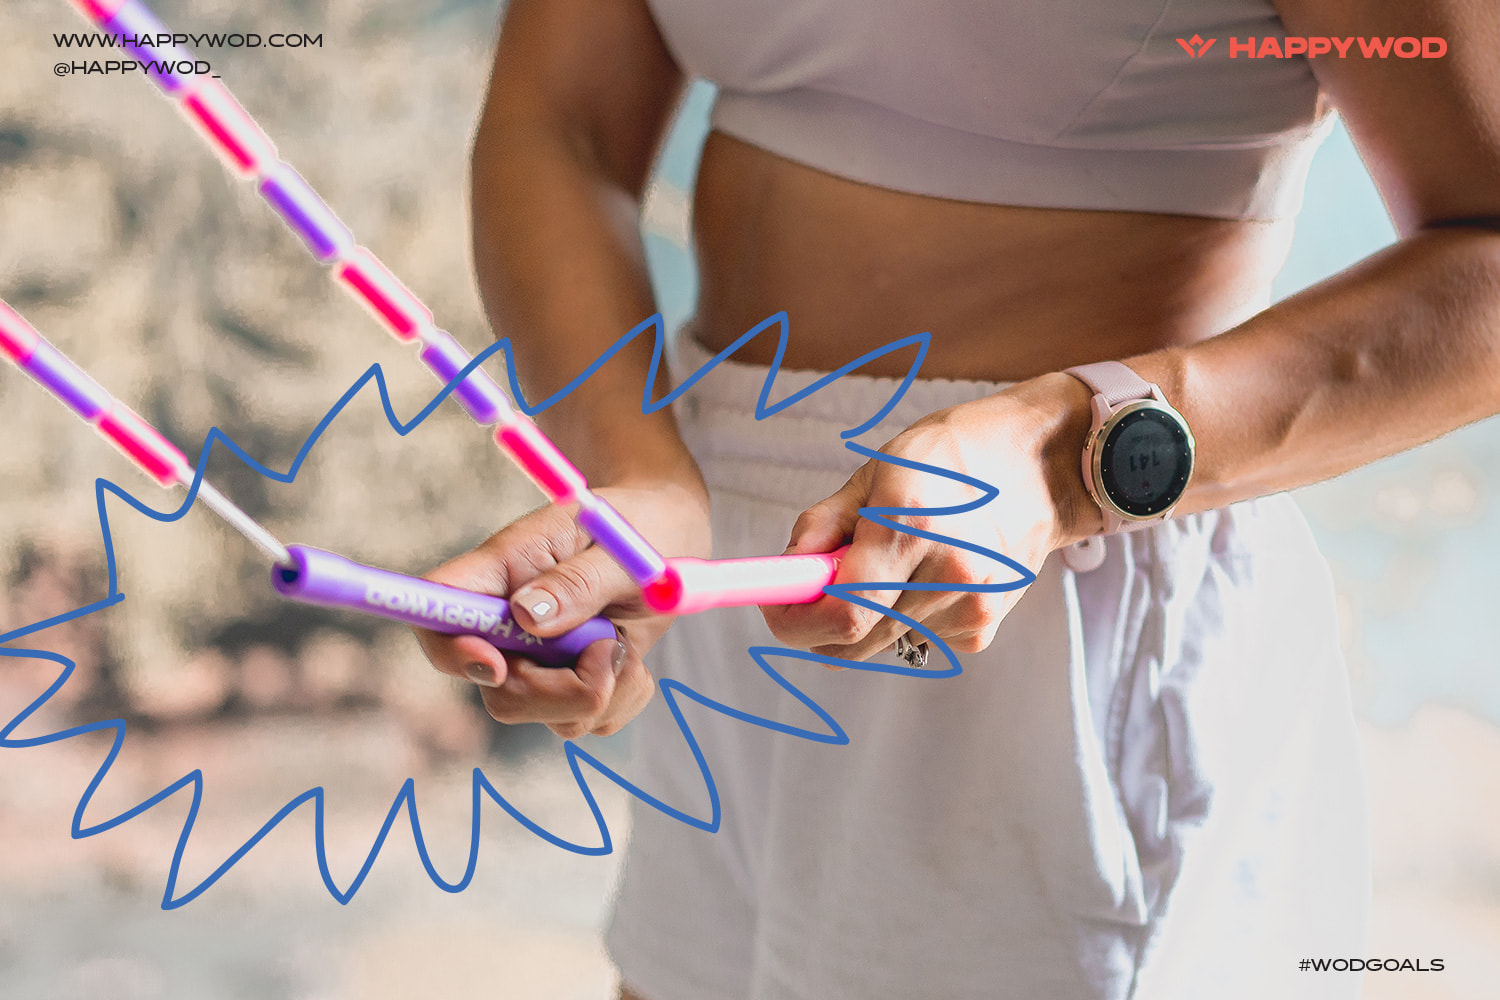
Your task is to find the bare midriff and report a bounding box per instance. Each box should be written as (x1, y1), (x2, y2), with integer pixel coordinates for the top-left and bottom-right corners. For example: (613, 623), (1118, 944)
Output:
(690, 132), (1296, 381)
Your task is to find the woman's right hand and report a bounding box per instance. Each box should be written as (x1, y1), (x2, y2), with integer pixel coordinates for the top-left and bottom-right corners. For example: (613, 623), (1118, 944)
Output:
(414, 481), (711, 739)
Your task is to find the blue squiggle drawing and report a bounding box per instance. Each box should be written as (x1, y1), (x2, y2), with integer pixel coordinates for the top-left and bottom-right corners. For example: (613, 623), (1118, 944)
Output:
(0, 311), (1035, 908)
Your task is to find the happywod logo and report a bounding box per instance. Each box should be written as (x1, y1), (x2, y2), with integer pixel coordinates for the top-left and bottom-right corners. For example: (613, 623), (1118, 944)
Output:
(1177, 34), (1216, 58)
(1177, 34), (1448, 58)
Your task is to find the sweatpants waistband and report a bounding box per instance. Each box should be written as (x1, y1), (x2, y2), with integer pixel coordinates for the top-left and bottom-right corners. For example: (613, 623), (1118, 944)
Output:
(668, 333), (1013, 506)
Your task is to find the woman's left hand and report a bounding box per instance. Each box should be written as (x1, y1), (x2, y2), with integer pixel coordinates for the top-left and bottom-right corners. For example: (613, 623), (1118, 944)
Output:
(761, 373), (1098, 662)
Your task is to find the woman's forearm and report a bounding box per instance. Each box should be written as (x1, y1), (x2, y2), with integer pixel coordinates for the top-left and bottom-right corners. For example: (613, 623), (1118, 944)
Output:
(472, 125), (700, 495)
(1030, 224), (1500, 543)
(468, 0), (699, 498)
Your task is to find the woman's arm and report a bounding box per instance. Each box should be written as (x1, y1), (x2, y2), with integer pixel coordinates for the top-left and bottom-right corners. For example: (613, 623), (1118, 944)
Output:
(1116, 0), (1500, 522)
(418, 0), (709, 737)
(766, 0), (1500, 660)
(472, 0), (695, 492)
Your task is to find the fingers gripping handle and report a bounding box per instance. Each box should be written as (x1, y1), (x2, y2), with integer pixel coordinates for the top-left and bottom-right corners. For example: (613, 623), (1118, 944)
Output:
(271, 545), (616, 667)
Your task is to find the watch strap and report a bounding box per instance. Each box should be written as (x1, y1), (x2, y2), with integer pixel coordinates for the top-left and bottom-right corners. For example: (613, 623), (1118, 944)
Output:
(1063, 360), (1152, 405)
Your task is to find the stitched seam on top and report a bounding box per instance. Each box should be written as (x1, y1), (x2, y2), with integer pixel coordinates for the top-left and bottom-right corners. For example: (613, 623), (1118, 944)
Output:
(1052, 0), (1176, 141)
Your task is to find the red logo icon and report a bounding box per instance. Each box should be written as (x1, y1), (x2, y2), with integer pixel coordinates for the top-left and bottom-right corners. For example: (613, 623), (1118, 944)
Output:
(1177, 35), (1217, 58)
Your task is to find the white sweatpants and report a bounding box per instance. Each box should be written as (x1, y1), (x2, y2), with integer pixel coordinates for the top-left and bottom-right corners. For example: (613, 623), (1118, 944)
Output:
(606, 338), (1370, 1000)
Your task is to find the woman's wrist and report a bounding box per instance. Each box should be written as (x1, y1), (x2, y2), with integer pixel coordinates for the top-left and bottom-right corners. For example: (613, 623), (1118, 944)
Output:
(583, 475), (713, 567)
(596, 433), (710, 510)
(604, 472), (711, 520)
(1004, 371), (1105, 548)
(538, 394), (707, 506)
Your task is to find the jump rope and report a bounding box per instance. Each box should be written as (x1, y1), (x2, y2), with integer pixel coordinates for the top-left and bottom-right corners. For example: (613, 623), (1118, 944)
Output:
(0, 0), (1035, 907)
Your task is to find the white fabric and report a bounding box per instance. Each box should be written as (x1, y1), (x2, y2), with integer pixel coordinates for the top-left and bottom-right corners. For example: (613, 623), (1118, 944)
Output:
(643, 0), (1336, 219)
(606, 337), (1370, 999)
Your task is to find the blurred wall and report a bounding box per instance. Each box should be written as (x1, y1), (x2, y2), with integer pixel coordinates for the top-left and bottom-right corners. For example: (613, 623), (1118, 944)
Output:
(2, 2), (629, 998)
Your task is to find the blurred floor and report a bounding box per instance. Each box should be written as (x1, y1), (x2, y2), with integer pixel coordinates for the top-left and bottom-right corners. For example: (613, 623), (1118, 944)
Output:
(0, 708), (630, 1000)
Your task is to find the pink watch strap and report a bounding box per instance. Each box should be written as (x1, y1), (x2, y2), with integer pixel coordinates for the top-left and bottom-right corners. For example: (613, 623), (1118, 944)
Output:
(1062, 360), (1152, 406)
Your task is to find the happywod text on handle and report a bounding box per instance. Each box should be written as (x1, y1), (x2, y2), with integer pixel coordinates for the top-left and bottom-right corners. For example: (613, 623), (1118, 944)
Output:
(272, 545), (615, 667)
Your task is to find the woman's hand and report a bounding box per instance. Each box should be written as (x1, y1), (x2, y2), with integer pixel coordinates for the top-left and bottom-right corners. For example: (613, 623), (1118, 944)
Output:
(762, 374), (1098, 662)
(415, 480), (711, 738)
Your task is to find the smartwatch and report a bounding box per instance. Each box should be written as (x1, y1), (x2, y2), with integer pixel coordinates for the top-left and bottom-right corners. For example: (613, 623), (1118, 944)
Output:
(1063, 361), (1195, 534)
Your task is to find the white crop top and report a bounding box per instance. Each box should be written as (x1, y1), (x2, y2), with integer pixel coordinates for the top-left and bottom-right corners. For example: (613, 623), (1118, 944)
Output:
(645, 0), (1337, 220)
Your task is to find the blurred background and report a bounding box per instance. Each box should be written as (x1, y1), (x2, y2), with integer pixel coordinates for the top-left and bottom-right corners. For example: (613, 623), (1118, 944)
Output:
(0, 1), (1496, 997)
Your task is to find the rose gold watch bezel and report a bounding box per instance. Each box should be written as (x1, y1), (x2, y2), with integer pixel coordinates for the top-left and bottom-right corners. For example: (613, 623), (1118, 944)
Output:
(1086, 397), (1197, 525)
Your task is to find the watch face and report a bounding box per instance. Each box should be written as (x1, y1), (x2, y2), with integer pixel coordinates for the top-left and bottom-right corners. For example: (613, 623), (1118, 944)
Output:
(1098, 406), (1193, 518)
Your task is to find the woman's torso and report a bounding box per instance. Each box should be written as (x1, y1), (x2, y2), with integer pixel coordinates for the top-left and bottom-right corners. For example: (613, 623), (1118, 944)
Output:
(655, 0), (1328, 380)
(692, 134), (1294, 380)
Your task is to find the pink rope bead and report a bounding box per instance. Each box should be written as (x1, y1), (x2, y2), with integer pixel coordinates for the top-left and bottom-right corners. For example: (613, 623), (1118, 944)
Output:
(181, 81), (278, 176)
(96, 403), (192, 487)
(66, 0), (123, 23)
(0, 300), (40, 363)
(493, 421), (587, 503)
(333, 249), (432, 341)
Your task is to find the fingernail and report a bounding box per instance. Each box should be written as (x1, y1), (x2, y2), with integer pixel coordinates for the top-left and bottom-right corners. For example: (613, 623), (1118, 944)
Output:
(513, 587), (555, 620)
(612, 641), (627, 675)
(464, 662), (500, 688)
